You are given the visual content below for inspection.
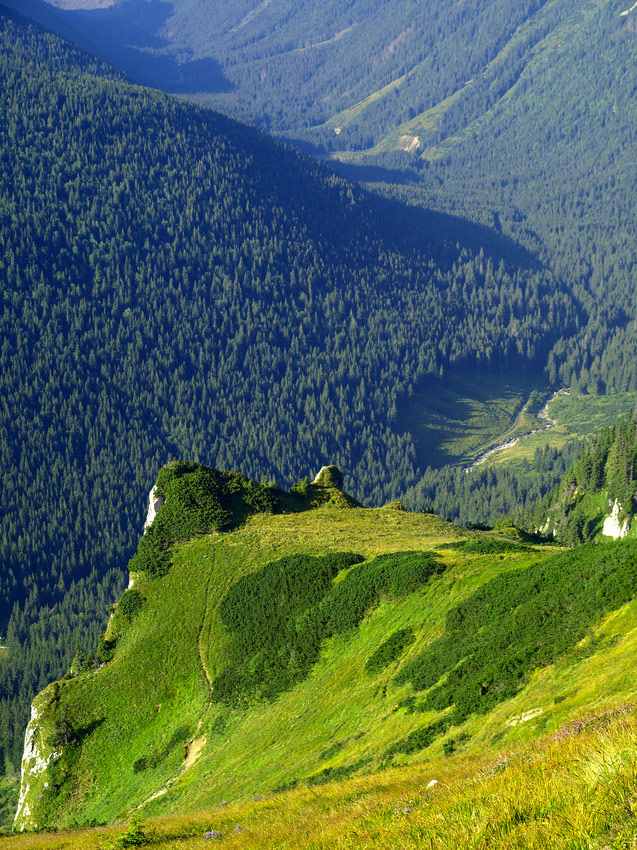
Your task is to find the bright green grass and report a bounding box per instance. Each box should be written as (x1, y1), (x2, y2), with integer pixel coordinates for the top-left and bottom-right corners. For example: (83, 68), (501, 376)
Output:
(3, 701), (636, 849)
(17, 499), (637, 834)
(29, 553), (213, 828)
(395, 368), (543, 468)
(20, 506), (555, 828)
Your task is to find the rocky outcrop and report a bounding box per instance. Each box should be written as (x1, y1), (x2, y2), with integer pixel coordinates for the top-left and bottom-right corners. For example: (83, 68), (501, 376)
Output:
(602, 499), (631, 539)
(143, 484), (165, 532)
(14, 689), (59, 832)
(312, 465), (344, 489)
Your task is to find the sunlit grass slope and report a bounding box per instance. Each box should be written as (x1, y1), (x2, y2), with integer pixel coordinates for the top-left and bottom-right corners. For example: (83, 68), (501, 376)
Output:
(16, 465), (637, 834)
(3, 702), (636, 848)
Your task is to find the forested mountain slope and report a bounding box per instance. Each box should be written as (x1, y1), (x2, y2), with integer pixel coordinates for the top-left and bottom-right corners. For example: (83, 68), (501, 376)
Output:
(0, 5), (571, 774)
(530, 411), (637, 544)
(2, 0), (557, 133)
(12, 0), (637, 398)
(387, 0), (637, 398)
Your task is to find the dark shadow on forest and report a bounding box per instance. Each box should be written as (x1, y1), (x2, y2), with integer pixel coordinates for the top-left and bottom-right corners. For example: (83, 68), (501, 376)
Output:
(327, 159), (538, 270)
(372, 191), (538, 271)
(327, 159), (423, 186)
(395, 365), (545, 471)
(4, 0), (232, 93)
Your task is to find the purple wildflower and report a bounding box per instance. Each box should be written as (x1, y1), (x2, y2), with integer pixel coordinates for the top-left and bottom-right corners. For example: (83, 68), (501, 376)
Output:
(205, 829), (222, 840)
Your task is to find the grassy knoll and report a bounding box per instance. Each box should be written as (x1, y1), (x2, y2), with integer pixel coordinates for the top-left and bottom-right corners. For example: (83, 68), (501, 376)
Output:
(14, 468), (637, 833)
(2, 701), (636, 848)
(15, 501), (555, 828)
(23, 500), (637, 829)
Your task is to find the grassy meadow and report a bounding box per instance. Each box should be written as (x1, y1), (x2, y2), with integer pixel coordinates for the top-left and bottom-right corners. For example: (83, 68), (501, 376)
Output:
(481, 389), (637, 475)
(395, 368), (544, 469)
(396, 363), (637, 473)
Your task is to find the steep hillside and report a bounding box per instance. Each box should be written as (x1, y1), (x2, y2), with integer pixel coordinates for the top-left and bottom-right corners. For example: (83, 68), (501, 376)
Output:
(0, 4), (573, 774)
(14, 462), (637, 830)
(5, 706), (637, 848)
(532, 411), (637, 544)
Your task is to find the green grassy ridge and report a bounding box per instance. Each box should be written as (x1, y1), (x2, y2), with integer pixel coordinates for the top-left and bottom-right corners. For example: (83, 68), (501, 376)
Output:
(12, 500), (534, 827)
(17, 475), (637, 831)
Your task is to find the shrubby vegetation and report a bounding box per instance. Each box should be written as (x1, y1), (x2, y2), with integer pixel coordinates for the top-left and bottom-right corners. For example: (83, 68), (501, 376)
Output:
(213, 551), (443, 702)
(116, 589), (144, 619)
(365, 628), (415, 674)
(392, 541), (637, 751)
(437, 539), (529, 554)
(129, 462), (278, 577)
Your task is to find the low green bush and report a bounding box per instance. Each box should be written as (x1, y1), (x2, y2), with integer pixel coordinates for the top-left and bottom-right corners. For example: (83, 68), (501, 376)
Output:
(108, 816), (151, 848)
(365, 628), (415, 674)
(117, 589), (144, 618)
(324, 553), (443, 635)
(386, 717), (451, 757)
(97, 636), (117, 664)
(438, 538), (528, 554)
(213, 551), (443, 703)
(128, 462), (280, 577)
(307, 759), (369, 786)
(395, 540), (637, 733)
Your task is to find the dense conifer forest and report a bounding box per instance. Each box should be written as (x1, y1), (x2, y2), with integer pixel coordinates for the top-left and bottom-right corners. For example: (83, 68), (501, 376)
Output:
(0, 6), (579, 773)
(0, 0), (635, 791)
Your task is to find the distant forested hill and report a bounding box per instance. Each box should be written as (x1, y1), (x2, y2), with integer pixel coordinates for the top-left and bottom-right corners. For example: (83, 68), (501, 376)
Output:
(0, 5), (572, 772)
(2, 0), (557, 133)
(13, 0), (636, 398)
(384, 0), (637, 399)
